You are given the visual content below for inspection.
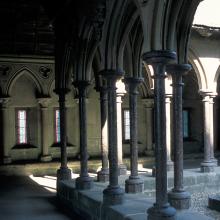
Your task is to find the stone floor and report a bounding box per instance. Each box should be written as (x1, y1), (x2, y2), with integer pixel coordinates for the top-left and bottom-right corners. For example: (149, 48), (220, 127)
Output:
(0, 175), (84, 220)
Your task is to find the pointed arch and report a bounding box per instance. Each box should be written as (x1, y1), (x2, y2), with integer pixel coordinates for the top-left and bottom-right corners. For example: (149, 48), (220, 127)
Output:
(6, 67), (42, 96)
(188, 48), (207, 90)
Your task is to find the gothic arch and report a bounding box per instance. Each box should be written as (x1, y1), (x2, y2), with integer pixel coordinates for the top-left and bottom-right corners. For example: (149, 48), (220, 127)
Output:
(6, 67), (42, 96)
(213, 65), (220, 93)
(188, 48), (208, 90)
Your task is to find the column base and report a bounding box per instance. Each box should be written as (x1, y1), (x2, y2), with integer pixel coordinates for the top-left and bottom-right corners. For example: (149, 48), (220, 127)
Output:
(3, 156), (12, 164)
(201, 161), (215, 173)
(57, 167), (72, 181)
(118, 164), (127, 175)
(103, 185), (124, 206)
(75, 175), (94, 190)
(167, 160), (174, 171)
(40, 154), (52, 162)
(211, 158), (218, 166)
(147, 203), (176, 220)
(168, 190), (191, 210)
(97, 168), (109, 182)
(125, 176), (144, 193)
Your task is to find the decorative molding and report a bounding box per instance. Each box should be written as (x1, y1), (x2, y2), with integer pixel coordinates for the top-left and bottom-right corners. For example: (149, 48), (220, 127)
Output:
(39, 66), (51, 79)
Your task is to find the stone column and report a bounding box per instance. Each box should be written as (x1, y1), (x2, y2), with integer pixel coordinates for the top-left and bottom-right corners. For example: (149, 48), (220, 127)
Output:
(116, 82), (127, 175)
(165, 94), (174, 171)
(74, 80), (93, 190)
(101, 69), (124, 206)
(209, 94), (218, 166)
(124, 77), (144, 193)
(97, 86), (109, 182)
(55, 89), (72, 181)
(143, 50), (176, 220)
(167, 64), (191, 210)
(38, 98), (52, 162)
(142, 99), (154, 156)
(200, 91), (215, 172)
(0, 97), (12, 164)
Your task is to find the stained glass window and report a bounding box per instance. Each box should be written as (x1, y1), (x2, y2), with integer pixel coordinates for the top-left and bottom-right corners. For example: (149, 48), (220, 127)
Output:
(55, 109), (61, 143)
(123, 109), (130, 141)
(17, 110), (27, 144)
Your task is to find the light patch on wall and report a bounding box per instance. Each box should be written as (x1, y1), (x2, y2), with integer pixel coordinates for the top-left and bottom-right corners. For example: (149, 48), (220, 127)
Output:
(193, 0), (220, 27)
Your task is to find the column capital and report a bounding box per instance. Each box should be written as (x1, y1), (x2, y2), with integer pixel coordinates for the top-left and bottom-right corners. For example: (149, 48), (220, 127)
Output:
(37, 97), (51, 108)
(199, 90), (214, 98)
(123, 77), (143, 94)
(142, 50), (177, 65)
(0, 97), (11, 108)
(100, 69), (124, 82)
(166, 64), (192, 76)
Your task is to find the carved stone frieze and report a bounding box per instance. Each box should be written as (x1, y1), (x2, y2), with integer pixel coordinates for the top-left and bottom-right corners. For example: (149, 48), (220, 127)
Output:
(39, 66), (51, 79)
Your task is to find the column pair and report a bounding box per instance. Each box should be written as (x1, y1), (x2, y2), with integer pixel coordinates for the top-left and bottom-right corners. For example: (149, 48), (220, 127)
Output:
(55, 89), (72, 181)
(100, 70), (124, 205)
(143, 50), (176, 220)
(166, 64), (191, 209)
(200, 91), (217, 172)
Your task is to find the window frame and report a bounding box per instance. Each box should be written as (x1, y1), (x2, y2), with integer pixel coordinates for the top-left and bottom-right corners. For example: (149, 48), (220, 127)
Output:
(122, 108), (130, 143)
(16, 109), (28, 144)
(54, 108), (61, 144)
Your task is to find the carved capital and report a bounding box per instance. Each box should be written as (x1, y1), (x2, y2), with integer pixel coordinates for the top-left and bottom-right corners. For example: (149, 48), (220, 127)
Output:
(0, 97), (11, 108)
(37, 97), (51, 108)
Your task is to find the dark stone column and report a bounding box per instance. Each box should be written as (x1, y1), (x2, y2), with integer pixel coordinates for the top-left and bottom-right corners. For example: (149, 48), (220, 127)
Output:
(55, 89), (72, 181)
(101, 69), (124, 206)
(124, 77), (144, 193)
(209, 94), (218, 166)
(143, 50), (176, 220)
(74, 81), (93, 190)
(167, 64), (191, 210)
(200, 91), (215, 172)
(97, 86), (109, 182)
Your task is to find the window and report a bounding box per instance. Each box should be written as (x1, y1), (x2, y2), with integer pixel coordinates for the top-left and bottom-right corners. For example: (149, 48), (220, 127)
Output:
(123, 109), (130, 141)
(55, 109), (61, 143)
(183, 109), (190, 138)
(17, 110), (27, 144)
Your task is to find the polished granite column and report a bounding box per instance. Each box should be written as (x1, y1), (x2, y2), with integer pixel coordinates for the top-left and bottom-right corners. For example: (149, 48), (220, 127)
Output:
(101, 69), (124, 206)
(55, 89), (72, 181)
(200, 91), (215, 173)
(74, 80), (93, 190)
(97, 85), (109, 182)
(167, 64), (191, 210)
(143, 50), (176, 220)
(124, 77), (144, 193)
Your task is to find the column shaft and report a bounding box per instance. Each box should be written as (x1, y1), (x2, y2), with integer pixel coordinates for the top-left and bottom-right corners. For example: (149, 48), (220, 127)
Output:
(97, 87), (109, 182)
(56, 89), (72, 181)
(75, 81), (93, 190)
(125, 77), (144, 193)
(201, 92), (215, 172)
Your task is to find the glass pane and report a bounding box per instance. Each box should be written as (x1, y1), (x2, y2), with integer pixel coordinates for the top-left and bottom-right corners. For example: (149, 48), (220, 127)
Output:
(18, 110), (27, 144)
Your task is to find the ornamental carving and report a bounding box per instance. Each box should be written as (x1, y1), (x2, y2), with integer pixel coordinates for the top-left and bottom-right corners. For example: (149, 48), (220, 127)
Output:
(39, 66), (51, 79)
(0, 65), (11, 76)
